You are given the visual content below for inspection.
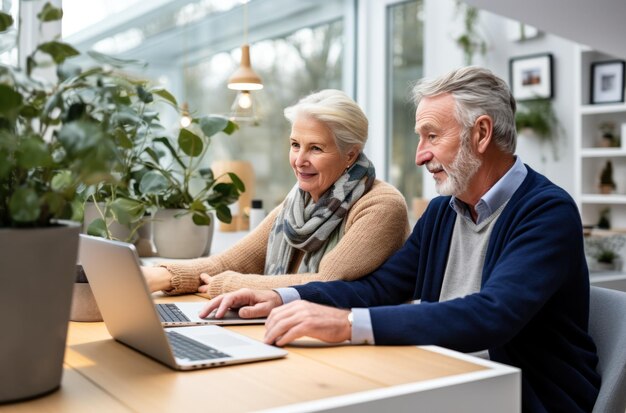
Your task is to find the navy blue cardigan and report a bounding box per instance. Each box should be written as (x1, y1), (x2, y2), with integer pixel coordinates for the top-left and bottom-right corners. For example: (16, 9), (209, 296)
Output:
(295, 167), (600, 412)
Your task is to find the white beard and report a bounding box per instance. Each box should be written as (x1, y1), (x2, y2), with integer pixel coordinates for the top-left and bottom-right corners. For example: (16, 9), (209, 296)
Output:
(428, 142), (481, 196)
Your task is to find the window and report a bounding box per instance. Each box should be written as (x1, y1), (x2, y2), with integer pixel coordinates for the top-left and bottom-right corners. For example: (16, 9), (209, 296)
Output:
(387, 0), (424, 208)
(0, 0), (19, 66)
(185, 20), (344, 209)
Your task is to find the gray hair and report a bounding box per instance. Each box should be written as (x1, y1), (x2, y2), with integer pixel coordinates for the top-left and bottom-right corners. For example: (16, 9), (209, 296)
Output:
(284, 89), (368, 154)
(412, 66), (517, 154)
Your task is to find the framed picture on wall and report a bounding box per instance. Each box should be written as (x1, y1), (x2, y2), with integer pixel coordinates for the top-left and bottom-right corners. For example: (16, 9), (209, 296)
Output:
(590, 60), (625, 104)
(509, 53), (554, 101)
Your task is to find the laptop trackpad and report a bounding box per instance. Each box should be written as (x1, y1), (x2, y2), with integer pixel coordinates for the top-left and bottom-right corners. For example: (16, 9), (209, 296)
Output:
(199, 334), (253, 348)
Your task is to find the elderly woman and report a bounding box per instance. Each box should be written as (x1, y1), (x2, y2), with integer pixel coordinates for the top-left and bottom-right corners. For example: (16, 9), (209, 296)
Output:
(143, 89), (409, 297)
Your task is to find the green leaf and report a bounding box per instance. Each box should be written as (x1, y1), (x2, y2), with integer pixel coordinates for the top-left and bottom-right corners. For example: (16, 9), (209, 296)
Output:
(0, 149), (12, 178)
(189, 199), (207, 212)
(70, 198), (84, 222)
(9, 187), (40, 223)
(192, 212), (211, 226)
(19, 105), (40, 118)
(0, 84), (23, 114)
(37, 41), (80, 65)
(87, 218), (108, 238)
(144, 147), (161, 163)
(110, 197), (145, 225)
(37, 2), (63, 22)
(199, 168), (214, 181)
(178, 128), (203, 157)
(65, 102), (86, 122)
(57, 62), (82, 82)
(223, 120), (239, 135)
(17, 136), (52, 169)
(114, 128), (133, 149)
(26, 56), (35, 76)
(198, 115), (229, 137)
(227, 172), (246, 192)
(215, 204), (232, 224)
(136, 86), (153, 104)
(51, 170), (73, 191)
(43, 191), (68, 218)
(0, 11), (14, 31)
(87, 50), (147, 69)
(139, 171), (169, 195)
(151, 88), (178, 107)
(110, 109), (142, 126)
(154, 137), (185, 169)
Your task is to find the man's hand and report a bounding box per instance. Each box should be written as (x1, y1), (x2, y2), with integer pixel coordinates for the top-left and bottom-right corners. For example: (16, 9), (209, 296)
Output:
(198, 288), (283, 319)
(264, 301), (351, 347)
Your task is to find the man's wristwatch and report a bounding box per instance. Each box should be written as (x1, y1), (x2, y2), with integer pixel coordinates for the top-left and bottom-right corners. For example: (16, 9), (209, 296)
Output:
(347, 310), (354, 326)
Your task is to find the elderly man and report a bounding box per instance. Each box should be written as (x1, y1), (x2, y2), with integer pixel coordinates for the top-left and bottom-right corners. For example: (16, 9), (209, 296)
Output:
(201, 67), (600, 412)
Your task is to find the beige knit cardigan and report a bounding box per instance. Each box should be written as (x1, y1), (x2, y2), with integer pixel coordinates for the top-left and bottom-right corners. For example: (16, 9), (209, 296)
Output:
(160, 179), (410, 298)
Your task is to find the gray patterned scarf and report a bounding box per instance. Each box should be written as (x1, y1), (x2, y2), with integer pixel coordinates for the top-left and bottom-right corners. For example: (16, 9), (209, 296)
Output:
(264, 152), (376, 275)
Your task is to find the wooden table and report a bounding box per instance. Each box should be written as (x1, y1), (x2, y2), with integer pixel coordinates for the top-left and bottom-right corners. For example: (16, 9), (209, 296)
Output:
(0, 294), (520, 413)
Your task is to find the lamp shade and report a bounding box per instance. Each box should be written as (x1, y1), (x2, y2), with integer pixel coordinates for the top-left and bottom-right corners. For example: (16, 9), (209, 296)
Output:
(229, 90), (258, 124)
(228, 44), (263, 91)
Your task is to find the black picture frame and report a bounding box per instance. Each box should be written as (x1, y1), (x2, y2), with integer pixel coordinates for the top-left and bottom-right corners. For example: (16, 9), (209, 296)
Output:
(509, 53), (554, 101)
(590, 60), (626, 104)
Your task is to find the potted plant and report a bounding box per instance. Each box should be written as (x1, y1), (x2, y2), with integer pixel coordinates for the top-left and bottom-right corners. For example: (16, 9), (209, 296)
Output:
(454, 1), (487, 65)
(599, 160), (616, 194)
(138, 116), (246, 258)
(78, 61), (180, 247)
(0, 3), (129, 403)
(585, 235), (626, 272)
(598, 121), (618, 148)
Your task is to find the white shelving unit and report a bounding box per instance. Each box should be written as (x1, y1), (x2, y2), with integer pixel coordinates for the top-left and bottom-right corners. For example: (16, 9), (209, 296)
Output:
(574, 47), (626, 230)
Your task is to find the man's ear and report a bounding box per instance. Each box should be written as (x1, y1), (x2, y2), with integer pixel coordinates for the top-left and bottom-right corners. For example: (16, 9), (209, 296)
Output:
(473, 115), (493, 154)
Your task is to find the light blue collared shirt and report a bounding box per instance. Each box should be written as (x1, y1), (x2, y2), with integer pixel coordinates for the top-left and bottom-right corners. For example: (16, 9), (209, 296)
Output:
(449, 156), (527, 224)
(275, 156), (528, 345)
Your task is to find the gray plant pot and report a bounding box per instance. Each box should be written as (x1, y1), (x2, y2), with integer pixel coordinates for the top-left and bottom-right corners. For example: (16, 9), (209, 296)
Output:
(69, 266), (102, 322)
(152, 209), (212, 258)
(0, 223), (80, 403)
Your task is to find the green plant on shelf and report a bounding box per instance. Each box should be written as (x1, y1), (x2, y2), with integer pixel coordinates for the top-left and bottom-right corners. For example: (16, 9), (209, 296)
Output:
(598, 121), (619, 148)
(599, 160), (616, 194)
(585, 235), (625, 265)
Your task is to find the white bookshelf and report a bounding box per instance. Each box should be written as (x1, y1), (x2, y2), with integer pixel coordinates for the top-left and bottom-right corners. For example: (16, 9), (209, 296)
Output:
(574, 47), (626, 230)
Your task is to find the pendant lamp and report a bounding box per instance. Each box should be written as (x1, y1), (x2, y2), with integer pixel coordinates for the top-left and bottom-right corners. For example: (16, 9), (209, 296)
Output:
(228, 1), (262, 122)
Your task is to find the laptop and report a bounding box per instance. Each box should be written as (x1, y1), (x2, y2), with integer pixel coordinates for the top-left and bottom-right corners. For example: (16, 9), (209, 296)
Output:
(79, 235), (287, 370)
(156, 302), (267, 326)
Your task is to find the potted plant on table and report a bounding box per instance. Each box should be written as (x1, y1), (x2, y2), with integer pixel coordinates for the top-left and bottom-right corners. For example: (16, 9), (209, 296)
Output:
(138, 115), (246, 258)
(0, 3), (128, 403)
(79, 57), (180, 253)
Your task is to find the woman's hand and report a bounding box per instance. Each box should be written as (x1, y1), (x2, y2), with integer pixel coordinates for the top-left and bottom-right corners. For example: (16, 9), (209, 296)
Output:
(264, 301), (351, 346)
(199, 288), (283, 319)
(197, 270), (243, 294)
(141, 266), (173, 292)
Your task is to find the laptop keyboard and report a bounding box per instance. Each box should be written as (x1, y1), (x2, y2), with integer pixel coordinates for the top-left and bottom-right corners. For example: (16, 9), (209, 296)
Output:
(166, 331), (231, 361)
(157, 303), (190, 323)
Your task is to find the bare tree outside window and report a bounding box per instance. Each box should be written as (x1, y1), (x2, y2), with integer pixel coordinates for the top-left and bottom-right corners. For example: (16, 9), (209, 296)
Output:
(388, 0), (424, 211)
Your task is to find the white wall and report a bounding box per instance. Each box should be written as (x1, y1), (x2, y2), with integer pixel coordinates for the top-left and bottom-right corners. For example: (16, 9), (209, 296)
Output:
(420, 0), (578, 199)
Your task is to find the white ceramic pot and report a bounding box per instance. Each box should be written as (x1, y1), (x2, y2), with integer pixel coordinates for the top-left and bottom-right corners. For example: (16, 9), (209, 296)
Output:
(152, 209), (212, 258)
